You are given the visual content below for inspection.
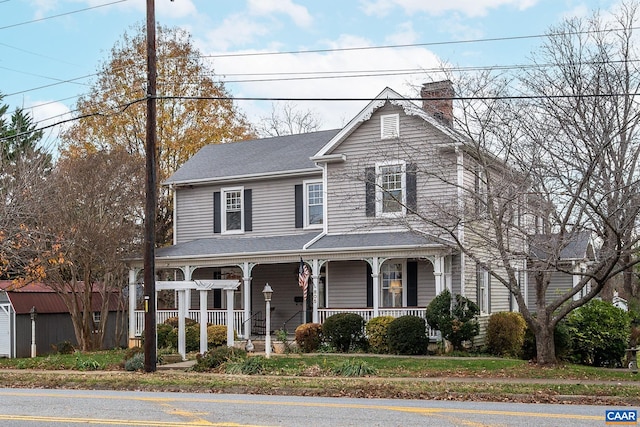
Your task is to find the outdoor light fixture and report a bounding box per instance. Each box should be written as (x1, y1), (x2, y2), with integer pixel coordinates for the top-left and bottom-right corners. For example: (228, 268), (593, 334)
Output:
(263, 283), (273, 358)
(262, 283), (273, 302)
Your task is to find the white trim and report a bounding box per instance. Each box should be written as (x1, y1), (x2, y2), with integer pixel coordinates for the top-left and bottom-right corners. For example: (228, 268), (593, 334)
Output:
(375, 160), (406, 217)
(221, 186), (244, 234)
(303, 179), (324, 230)
(166, 168), (320, 187)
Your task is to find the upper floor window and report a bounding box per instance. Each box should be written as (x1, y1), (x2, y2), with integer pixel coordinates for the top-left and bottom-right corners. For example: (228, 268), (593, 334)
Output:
(380, 114), (399, 139)
(377, 161), (405, 216)
(222, 187), (243, 233)
(304, 180), (323, 228)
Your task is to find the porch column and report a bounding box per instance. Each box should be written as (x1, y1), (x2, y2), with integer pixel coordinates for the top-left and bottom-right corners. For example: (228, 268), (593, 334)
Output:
(372, 257), (380, 317)
(311, 259), (319, 323)
(241, 262), (252, 338)
(199, 289), (208, 354)
(128, 269), (137, 347)
(226, 289), (235, 347)
(434, 255), (444, 295)
(177, 289), (187, 360)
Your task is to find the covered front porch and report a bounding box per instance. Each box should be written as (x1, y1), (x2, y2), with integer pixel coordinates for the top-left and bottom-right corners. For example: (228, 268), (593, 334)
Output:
(127, 231), (458, 350)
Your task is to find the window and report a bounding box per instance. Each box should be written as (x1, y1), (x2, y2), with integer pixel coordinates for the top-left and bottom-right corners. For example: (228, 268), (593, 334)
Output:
(380, 114), (399, 139)
(377, 161), (405, 216)
(304, 181), (323, 228)
(476, 265), (490, 314)
(222, 187), (243, 233)
(381, 262), (403, 307)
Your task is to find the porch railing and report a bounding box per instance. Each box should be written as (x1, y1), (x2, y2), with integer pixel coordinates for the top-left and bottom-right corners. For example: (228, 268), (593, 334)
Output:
(134, 308), (439, 340)
(134, 310), (246, 337)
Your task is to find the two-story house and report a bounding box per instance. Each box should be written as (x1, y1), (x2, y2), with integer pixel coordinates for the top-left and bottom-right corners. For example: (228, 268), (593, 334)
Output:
(126, 81), (517, 346)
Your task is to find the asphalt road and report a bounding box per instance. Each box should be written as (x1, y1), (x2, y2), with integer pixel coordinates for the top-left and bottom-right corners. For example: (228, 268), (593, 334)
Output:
(0, 388), (626, 426)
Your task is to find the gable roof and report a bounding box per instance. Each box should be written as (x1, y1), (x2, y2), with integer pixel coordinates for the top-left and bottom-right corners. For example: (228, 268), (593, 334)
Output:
(530, 231), (595, 261)
(314, 87), (467, 159)
(164, 129), (341, 186)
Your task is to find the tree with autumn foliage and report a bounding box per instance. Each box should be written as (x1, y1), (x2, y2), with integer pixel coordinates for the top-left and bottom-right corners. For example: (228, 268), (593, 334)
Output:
(61, 23), (255, 245)
(30, 149), (145, 351)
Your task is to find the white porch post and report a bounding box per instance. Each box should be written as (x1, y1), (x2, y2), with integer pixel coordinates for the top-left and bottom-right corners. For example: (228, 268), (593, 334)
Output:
(199, 290), (208, 354)
(177, 289), (187, 360)
(128, 269), (137, 347)
(242, 262), (252, 338)
(372, 257), (380, 317)
(226, 289), (235, 347)
(312, 259), (319, 323)
(434, 255), (444, 295)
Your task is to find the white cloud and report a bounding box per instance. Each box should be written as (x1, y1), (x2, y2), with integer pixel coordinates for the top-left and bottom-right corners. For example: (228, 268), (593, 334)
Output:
(360, 0), (539, 17)
(210, 35), (444, 130)
(385, 21), (419, 45)
(247, 0), (313, 28)
(204, 14), (272, 51)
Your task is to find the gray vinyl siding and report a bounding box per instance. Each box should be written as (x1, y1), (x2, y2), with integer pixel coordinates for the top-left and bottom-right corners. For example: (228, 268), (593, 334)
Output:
(251, 263), (303, 330)
(417, 260), (436, 307)
(174, 175), (320, 244)
(527, 270), (574, 310)
(326, 260), (368, 307)
(326, 104), (459, 235)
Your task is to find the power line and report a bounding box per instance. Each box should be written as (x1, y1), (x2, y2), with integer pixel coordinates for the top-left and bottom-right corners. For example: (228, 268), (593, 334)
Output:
(0, 0), (129, 30)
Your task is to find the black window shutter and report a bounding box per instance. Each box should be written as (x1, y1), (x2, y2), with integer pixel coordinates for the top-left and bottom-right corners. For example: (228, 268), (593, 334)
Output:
(294, 184), (303, 228)
(407, 261), (418, 306)
(365, 167), (375, 217)
(366, 263), (373, 307)
(406, 163), (417, 213)
(244, 189), (252, 231)
(487, 273), (491, 314)
(213, 191), (221, 234)
(213, 289), (222, 308)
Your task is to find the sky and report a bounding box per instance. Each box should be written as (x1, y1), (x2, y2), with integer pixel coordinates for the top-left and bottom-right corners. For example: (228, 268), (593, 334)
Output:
(0, 0), (622, 152)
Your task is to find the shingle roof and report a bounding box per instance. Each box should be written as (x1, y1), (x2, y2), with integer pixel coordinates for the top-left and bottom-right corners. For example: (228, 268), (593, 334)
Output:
(164, 129), (341, 185)
(153, 231), (447, 260)
(530, 231), (594, 260)
(155, 232), (322, 258)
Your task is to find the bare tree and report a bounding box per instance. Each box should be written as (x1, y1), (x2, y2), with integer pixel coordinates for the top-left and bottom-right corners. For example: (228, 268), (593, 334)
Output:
(415, 3), (640, 364)
(30, 149), (144, 350)
(257, 101), (322, 137)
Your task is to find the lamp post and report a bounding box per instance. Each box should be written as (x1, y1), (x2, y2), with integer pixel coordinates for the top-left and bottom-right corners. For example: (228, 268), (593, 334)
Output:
(30, 306), (37, 358)
(262, 283), (273, 358)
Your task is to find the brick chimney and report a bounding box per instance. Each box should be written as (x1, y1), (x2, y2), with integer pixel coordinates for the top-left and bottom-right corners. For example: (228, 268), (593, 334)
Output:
(421, 80), (454, 127)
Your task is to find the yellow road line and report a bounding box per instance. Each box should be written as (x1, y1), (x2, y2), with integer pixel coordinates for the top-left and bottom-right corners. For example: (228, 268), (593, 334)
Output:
(0, 390), (602, 422)
(0, 413), (268, 426)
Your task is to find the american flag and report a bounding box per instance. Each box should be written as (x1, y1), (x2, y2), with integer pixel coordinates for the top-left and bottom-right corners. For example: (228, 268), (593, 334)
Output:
(298, 258), (310, 299)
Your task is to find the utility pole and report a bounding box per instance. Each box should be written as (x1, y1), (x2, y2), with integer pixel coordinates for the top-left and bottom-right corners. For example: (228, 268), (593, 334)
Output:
(143, 0), (158, 373)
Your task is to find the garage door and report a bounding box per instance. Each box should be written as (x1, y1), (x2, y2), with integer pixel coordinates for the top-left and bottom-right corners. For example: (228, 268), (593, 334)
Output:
(0, 304), (12, 357)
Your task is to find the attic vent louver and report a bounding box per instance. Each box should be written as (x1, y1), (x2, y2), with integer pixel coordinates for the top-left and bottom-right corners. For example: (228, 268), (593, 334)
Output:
(381, 114), (399, 139)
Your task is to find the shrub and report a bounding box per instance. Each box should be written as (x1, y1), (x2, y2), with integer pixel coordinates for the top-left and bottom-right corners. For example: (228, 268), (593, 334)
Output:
(521, 319), (571, 362)
(387, 315), (428, 355)
(185, 324), (201, 352)
(207, 324), (229, 347)
(164, 317), (197, 328)
(124, 352), (145, 371)
(322, 313), (366, 352)
(365, 316), (395, 354)
(123, 346), (144, 361)
(295, 323), (322, 353)
(486, 312), (527, 358)
(193, 346), (247, 372)
(157, 323), (175, 349)
(52, 341), (75, 355)
(425, 289), (479, 351)
(565, 299), (631, 367)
